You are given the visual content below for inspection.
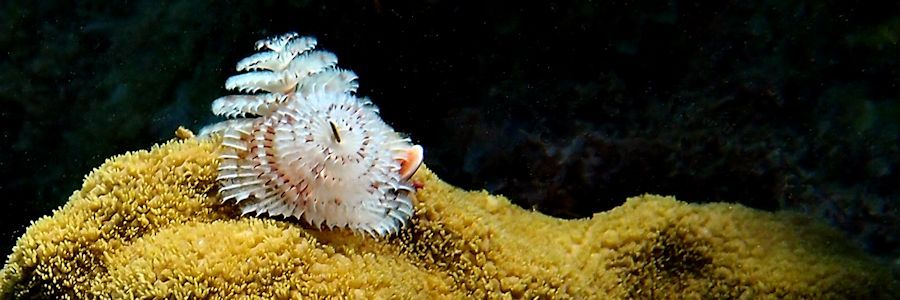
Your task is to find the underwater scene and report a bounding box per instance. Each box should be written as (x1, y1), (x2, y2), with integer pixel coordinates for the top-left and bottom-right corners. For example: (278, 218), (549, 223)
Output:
(1, 0), (897, 298)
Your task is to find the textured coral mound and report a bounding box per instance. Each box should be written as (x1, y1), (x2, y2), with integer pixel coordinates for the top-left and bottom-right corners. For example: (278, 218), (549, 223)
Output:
(1, 135), (895, 298)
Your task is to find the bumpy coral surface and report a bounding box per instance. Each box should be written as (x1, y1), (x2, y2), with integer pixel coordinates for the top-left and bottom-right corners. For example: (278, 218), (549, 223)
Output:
(0, 134), (895, 298)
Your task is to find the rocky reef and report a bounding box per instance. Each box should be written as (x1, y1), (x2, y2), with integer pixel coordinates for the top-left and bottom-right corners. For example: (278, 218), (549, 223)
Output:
(1, 133), (894, 298)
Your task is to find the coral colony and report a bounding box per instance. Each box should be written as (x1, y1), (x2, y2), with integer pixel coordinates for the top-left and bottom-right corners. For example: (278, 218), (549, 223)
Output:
(201, 33), (424, 236)
(1, 139), (890, 297)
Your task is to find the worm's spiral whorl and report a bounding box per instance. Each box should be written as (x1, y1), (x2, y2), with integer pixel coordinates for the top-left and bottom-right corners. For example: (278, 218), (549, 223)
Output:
(207, 33), (422, 236)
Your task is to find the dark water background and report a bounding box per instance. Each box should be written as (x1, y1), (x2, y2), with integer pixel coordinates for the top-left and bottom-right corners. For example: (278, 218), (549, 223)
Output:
(1, 0), (897, 267)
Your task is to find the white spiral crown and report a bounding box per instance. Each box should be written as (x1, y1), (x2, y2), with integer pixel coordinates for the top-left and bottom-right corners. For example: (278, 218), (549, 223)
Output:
(203, 33), (423, 237)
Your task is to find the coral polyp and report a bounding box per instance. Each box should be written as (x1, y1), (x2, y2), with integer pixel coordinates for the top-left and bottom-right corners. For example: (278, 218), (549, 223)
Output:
(203, 33), (423, 236)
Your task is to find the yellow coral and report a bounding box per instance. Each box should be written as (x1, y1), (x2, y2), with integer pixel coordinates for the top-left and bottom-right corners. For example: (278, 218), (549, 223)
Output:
(0, 132), (895, 298)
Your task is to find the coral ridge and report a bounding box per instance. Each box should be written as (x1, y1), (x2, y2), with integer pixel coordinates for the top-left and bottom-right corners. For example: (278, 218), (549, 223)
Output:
(0, 136), (894, 298)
